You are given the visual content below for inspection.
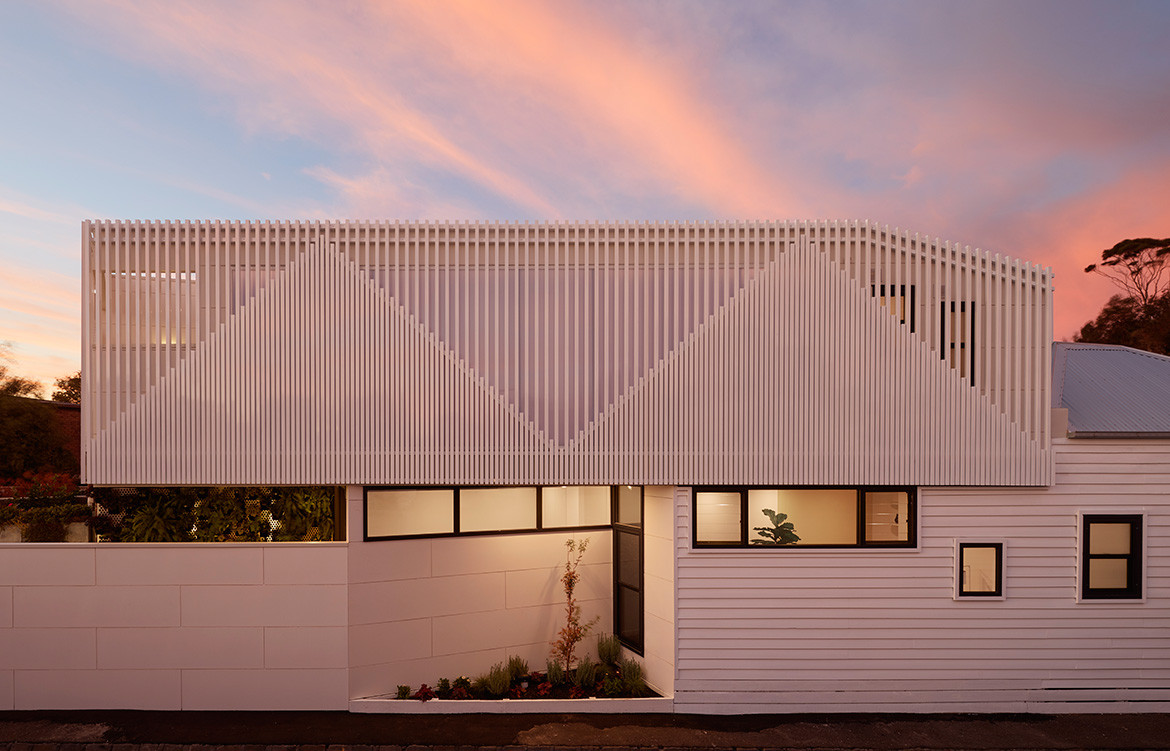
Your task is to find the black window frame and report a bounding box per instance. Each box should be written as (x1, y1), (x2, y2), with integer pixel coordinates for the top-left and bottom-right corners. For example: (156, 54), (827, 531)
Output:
(363, 485), (614, 541)
(957, 542), (1004, 598)
(1081, 513), (1143, 601)
(612, 485), (644, 655)
(691, 486), (917, 549)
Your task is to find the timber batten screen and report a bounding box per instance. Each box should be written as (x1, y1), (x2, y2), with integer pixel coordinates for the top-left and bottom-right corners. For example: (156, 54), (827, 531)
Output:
(82, 220), (1052, 487)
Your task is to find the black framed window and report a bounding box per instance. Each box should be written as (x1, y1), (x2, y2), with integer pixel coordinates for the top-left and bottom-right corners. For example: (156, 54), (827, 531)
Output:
(1082, 514), (1143, 600)
(613, 485), (644, 654)
(872, 284), (916, 332)
(941, 300), (975, 383)
(693, 487), (915, 548)
(364, 485), (613, 540)
(957, 542), (1003, 597)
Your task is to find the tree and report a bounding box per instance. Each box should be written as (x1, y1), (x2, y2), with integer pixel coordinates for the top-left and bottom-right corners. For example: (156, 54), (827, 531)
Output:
(1073, 294), (1170, 356)
(0, 341), (44, 398)
(1084, 237), (1170, 307)
(0, 396), (72, 477)
(51, 371), (81, 403)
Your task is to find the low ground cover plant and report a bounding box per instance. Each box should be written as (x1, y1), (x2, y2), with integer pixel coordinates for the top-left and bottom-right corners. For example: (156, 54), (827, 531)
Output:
(394, 633), (652, 701)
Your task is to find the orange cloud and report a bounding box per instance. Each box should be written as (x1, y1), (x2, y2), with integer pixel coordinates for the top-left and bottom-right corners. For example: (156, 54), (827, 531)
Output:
(377, 0), (809, 217)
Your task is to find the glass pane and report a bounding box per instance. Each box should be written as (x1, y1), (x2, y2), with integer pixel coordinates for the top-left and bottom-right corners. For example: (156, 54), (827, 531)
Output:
(1089, 558), (1128, 589)
(542, 486), (611, 528)
(695, 491), (741, 544)
(460, 487), (537, 532)
(960, 545), (999, 593)
(617, 529), (640, 587)
(617, 485), (642, 525)
(749, 488), (856, 545)
(1089, 523), (1131, 555)
(618, 585), (641, 645)
(366, 489), (454, 537)
(865, 491), (910, 542)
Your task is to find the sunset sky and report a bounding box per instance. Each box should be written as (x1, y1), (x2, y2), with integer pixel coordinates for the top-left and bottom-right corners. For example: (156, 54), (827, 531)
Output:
(1, 0), (1168, 391)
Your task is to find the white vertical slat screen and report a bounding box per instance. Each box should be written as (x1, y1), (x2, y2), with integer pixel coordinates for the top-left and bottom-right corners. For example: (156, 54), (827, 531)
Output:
(82, 220), (1053, 487)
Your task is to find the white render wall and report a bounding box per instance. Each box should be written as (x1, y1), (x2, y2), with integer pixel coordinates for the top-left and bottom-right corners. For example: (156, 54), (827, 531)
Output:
(346, 487), (613, 697)
(640, 485), (676, 696)
(673, 436), (1170, 713)
(0, 543), (349, 710)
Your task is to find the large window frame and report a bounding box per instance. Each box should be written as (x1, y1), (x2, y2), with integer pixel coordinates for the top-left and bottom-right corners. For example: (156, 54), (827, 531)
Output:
(364, 485), (614, 541)
(1079, 513), (1144, 601)
(691, 486), (917, 549)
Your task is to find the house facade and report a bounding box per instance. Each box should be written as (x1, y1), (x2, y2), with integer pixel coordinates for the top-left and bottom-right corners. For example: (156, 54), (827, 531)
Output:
(2, 219), (1167, 712)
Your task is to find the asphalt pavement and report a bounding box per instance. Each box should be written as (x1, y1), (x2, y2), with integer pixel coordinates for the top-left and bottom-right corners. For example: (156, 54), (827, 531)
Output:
(4, 710), (1170, 750)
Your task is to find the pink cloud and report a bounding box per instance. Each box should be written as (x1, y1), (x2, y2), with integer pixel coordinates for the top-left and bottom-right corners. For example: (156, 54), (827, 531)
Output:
(59, 0), (562, 217)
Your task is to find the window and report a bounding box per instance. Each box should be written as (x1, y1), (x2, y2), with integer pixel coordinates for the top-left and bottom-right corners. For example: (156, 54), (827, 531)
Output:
(1081, 514), (1143, 600)
(366, 488), (455, 538)
(693, 487), (915, 548)
(957, 542), (1003, 597)
(872, 284), (915, 332)
(613, 485), (644, 653)
(941, 301), (975, 382)
(364, 486), (614, 540)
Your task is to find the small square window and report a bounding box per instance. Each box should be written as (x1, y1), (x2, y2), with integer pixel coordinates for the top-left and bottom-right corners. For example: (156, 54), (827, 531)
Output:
(957, 542), (1003, 597)
(1082, 514), (1143, 600)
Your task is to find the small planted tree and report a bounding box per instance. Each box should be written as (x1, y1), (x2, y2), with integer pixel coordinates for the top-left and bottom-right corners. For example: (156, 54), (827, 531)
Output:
(550, 538), (598, 673)
(751, 508), (800, 545)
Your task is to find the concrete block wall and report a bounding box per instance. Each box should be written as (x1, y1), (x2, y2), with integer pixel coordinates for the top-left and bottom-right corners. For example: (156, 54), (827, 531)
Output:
(347, 487), (613, 697)
(640, 486), (676, 696)
(0, 543), (349, 710)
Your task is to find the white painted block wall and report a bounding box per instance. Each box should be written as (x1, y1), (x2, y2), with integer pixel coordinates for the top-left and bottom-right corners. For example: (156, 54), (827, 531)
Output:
(0, 543), (349, 710)
(640, 485), (676, 696)
(672, 437), (1170, 713)
(346, 487), (613, 697)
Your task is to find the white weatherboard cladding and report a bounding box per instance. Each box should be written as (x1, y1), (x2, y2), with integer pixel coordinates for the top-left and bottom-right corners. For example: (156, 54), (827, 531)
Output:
(83, 220), (1051, 486)
(672, 437), (1170, 713)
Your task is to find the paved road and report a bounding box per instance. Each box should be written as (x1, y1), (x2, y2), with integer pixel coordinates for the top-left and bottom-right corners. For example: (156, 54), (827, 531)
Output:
(3, 711), (1170, 750)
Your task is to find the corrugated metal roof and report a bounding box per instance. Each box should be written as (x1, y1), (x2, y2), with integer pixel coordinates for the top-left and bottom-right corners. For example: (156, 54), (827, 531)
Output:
(1052, 342), (1170, 436)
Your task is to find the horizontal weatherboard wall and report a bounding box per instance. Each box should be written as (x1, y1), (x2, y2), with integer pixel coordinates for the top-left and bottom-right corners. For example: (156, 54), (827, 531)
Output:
(672, 436), (1170, 713)
(83, 219), (1051, 487)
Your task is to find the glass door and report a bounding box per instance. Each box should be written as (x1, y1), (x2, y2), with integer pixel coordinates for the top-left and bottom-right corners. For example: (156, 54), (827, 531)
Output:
(613, 485), (644, 653)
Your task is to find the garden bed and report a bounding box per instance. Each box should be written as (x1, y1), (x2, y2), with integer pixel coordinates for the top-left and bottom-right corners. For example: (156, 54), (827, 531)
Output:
(350, 694), (672, 714)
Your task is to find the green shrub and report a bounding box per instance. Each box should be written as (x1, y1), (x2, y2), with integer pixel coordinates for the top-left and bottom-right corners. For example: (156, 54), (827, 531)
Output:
(486, 662), (511, 698)
(546, 659), (566, 686)
(436, 677), (451, 698)
(270, 486), (335, 541)
(20, 505), (81, 542)
(506, 655), (529, 681)
(472, 672), (491, 697)
(453, 675), (472, 692)
(600, 675), (623, 697)
(597, 633), (621, 665)
(572, 654), (598, 688)
(619, 657), (646, 694)
(395, 685), (411, 700)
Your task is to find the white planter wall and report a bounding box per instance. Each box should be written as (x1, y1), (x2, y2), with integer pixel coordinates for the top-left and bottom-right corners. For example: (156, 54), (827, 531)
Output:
(0, 543), (349, 710)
